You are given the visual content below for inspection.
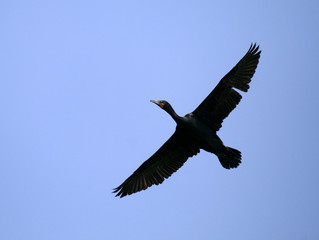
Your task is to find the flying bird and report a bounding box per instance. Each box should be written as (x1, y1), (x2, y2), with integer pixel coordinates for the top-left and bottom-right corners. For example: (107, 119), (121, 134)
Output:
(114, 44), (261, 197)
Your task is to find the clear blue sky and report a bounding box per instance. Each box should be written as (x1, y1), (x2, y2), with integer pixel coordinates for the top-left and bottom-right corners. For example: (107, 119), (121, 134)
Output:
(1, 1), (319, 239)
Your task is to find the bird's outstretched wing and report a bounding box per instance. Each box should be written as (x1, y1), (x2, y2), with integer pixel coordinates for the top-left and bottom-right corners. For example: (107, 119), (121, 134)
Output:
(113, 129), (200, 198)
(193, 43), (261, 131)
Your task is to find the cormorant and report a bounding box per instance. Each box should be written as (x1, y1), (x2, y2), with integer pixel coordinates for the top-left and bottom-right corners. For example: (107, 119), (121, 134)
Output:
(114, 44), (261, 197)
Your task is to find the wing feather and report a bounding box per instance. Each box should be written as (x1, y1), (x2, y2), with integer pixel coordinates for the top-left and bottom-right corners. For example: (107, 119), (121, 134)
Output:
(193, 43), (261, 131)
(113, 130), (200, 197)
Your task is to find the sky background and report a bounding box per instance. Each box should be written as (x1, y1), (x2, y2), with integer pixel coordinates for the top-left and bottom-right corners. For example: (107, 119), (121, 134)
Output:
(1, 1), (319, 239)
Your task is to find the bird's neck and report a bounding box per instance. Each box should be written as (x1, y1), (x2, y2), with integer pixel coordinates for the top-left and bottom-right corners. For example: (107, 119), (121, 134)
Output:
(166, 106), (181, 123)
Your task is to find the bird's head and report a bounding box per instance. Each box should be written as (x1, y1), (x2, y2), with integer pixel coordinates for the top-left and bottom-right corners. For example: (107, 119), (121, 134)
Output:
(150, 100), (179, 121)
(151, 100), (170, 110)
(150, 100), (166, 108)
(151, 100), (173, 113)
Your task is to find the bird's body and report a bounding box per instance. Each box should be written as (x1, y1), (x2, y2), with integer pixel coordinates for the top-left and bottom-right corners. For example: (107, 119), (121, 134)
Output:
(175, 113), (224, 154)
(153, 102), (240, 169)
(114, 44), (261, 197)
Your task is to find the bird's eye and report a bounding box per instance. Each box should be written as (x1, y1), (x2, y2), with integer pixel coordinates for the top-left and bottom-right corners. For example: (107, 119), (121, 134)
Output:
(159, 101), (165, 108)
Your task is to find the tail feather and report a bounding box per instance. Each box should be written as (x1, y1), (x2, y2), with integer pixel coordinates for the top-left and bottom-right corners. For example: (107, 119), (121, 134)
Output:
(218, 147), (242, 169)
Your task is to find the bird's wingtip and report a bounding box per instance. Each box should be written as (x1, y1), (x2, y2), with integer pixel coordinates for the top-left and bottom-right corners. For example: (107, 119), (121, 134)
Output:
(112, 186), (122, 197)
(248, 42), (261, 55)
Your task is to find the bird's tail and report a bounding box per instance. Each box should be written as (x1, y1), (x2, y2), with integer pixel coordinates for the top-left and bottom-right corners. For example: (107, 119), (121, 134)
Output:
(217, 147), (242, 169)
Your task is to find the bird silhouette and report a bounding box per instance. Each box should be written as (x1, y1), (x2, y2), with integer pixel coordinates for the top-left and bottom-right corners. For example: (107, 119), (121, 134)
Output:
(114, 44), (261, 197)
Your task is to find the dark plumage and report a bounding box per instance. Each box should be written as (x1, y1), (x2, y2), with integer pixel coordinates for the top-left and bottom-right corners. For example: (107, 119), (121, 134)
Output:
(113, 44), (261, 197)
